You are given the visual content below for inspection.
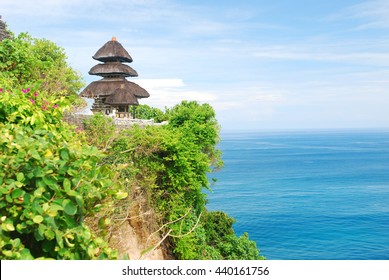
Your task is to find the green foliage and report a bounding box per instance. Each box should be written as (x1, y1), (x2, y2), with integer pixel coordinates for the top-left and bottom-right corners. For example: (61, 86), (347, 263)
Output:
(109, 125), (209, 214)
(130, 104), (166, 122)
(166, 101), (223, 171)
(202, 211), (264, 260)
(83, 113), (116, 150)
(0, 32), (85, 107)
(0, 27), (263, 259)
(103, 101), (263, 260)
(106, 103), (215, 258)
(202, 211), (235, 243)
(0, 84), (118, 259)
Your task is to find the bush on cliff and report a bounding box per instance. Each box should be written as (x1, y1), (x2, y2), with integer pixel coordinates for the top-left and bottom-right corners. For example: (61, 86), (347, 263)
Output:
(0, 32), (85, 108)
(0, 84), (120, 259)
(97, 101), (264, 260)
(1, 28), (264, 260)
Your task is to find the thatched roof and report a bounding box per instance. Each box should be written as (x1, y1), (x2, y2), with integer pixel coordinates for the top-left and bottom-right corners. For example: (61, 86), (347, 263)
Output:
(89, 62), (138, 77)
(0, 16), (11, 41)
(79, 78), (150, 99)
(105, 88), (139, 105)
(92, 38), (133, 63)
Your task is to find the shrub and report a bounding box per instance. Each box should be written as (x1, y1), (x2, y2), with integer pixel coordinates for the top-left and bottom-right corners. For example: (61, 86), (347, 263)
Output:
(0, 32), (85, 107)
(130, 104), (166, 122)
(0, 84), (117, 259)
(105, 101), (263, 260)
(83, 113), (116, 150)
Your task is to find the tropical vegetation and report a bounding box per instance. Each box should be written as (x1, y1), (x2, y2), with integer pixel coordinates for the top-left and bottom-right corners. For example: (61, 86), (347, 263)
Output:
(0, 27), (264, 260)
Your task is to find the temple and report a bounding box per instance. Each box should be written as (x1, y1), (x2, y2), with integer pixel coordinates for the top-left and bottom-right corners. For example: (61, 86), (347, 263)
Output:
(0, 16), (11, 41)
(80, 37), (150, 118)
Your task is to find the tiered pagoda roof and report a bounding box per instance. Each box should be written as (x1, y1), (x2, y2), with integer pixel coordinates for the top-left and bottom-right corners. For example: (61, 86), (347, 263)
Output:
(81, 79), (149, 98)
(89, 62), (138, 77)
(0, 16), (11, 41)
(92, 39), (133, 63)
(80, 37), (149, 108)
(105, 88), (139, 106)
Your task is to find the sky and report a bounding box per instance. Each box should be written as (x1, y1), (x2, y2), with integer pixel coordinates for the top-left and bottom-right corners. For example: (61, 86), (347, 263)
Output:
(2, 0), (389, 131)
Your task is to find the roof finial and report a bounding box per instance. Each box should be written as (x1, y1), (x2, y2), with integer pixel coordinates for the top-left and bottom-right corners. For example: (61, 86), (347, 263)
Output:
(112, 36), (117, 41)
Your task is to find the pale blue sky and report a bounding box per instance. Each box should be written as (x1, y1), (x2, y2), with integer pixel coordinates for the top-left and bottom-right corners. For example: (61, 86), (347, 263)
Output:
(2, 0), (389, 131)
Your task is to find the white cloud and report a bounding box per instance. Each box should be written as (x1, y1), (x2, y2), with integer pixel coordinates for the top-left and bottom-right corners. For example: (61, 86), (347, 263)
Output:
(253, 94), (283, 102)
(135, 78), (217, 108)
(349, 0), (389, 29)
(252, 44), (389, 66)
(1, 0), (168, 20)
(326, 0), (389, 30)
(136, 79), (185, 89)
(3, 0), (389, 130)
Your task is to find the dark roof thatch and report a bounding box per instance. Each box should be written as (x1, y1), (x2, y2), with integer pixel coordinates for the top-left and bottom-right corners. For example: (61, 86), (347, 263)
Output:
(79, 78), (150, 99)
(0, 16), (11, 41)
(92, 38), (133, 63)
(89, 62), (138, 77)
(126, 81), (150, 98)
(104, 88), (139, 105)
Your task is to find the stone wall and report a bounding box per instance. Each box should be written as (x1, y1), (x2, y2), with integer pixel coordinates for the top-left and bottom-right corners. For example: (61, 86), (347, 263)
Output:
(63, 113), (167, 130)
(62, 113), (92, 130)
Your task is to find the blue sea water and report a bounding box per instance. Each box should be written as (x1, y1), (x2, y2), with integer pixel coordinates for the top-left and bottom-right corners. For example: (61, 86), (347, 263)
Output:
(206, 130), (389, 260)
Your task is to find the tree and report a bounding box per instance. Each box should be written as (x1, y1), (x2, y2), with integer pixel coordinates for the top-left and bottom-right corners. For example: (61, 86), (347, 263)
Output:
(102, 102), (263, 260)
(130, 104), (166, 122)
(166, 101), (223, 171)
(0, 32), (85, 108)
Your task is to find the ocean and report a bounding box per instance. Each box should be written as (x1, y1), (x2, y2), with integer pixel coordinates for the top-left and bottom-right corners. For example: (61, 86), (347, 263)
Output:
(206, 130), (389, 260)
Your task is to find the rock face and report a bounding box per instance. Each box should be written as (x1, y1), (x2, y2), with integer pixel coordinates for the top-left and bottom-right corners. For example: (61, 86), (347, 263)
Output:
(0, 16), (11, 41)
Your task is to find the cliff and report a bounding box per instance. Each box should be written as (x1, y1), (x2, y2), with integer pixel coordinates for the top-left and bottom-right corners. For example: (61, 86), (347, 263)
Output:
(81, 103), (263, 260)
(0, 28), (264, 260)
